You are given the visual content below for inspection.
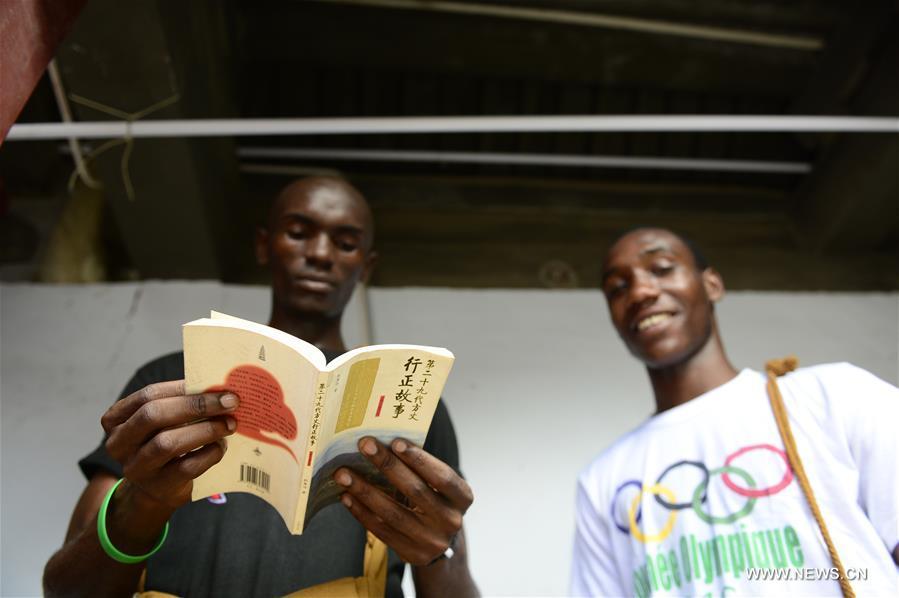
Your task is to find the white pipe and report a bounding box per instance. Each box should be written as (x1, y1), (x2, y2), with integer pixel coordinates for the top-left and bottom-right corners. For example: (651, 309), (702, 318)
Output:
(8, 115), (899, 141)
(237, 146), (811, 174)
(307, 0), (824, 50)
(357, 282), (374, 346)
(241, 164), (346, 177)
(46, 61), (102, 188)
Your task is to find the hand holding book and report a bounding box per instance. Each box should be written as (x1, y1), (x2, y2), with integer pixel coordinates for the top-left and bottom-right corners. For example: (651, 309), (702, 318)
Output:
(335, 436), (473, 566)
(101, 380), (238, 510)
(96, 380), (238, 553)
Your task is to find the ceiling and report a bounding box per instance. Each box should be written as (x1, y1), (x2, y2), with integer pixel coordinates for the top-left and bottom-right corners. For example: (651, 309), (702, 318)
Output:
(2, 0), (897, 289)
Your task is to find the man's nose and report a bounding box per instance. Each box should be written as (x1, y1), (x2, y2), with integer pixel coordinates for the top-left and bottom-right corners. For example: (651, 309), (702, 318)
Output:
(628, 271), (660, 304)
(304, 232), (334, 265)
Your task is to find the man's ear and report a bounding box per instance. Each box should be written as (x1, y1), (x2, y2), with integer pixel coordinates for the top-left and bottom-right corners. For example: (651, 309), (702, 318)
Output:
(360, 250), (379, 284)
(702, 267), (725, 303)
(255, 227), (269, 266)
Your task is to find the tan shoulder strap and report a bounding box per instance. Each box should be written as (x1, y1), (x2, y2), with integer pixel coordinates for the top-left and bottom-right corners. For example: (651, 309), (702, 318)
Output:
(360, 531), (389, 596)
(765, 356), (854, 598)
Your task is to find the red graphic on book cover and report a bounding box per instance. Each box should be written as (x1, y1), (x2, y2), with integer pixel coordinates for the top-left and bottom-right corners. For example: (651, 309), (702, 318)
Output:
(206, 365), (298, 462)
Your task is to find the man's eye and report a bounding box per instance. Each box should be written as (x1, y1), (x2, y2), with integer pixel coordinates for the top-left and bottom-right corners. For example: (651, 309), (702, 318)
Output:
(287, 228), (306, 239)
(652, 263), (674, 276)
(336, 238), (359, 252)
(605, 281), (627, 297)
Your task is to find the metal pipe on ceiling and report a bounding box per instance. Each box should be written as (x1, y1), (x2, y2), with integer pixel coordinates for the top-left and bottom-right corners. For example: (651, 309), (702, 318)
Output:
(8, 115), (899, 141)
(237, 147), (812, 174)
(306, 0), (824, 50)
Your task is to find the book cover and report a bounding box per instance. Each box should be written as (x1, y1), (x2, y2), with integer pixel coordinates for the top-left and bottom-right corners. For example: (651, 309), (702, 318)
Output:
(183, 311), (454, 534)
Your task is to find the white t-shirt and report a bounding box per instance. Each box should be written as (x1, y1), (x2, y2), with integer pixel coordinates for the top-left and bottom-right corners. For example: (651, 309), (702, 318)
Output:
(571, 363), (899, 597)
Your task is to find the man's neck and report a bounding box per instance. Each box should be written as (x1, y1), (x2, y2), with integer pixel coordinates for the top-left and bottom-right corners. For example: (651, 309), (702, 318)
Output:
(648, 329), (738, 414)
(268, 306), (346, 354)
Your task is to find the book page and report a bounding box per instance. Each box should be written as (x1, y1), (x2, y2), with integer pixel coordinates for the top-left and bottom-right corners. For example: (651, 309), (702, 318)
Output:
(184, 318), (321, 531)
(292, 370), (330, 534)
(303, 346), (454, 524)
(208, 312), (327, 369)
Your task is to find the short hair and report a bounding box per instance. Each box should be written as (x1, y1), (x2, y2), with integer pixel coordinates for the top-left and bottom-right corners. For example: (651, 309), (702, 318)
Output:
(680, 235), (709, 271)
(263, 176), (375, 251)
(606, 227), (710, 272)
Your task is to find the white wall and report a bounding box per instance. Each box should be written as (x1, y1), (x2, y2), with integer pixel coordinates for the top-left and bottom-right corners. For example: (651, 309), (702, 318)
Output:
(1, 282), (896, 597)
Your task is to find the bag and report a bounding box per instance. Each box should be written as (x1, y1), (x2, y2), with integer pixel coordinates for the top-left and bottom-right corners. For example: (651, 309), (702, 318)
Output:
(137, 531), (388, 598)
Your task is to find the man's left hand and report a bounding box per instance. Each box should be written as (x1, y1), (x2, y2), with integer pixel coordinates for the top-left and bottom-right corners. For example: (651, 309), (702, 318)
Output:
(333, 437), (473, 566)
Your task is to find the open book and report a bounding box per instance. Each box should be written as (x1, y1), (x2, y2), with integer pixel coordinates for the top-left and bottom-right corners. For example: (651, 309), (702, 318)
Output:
(183, 311), (455, 534)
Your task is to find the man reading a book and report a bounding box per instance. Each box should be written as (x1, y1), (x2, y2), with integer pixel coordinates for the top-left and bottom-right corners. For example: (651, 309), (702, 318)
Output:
(44, 177), (479, 597)
(569, 227), (899, 596)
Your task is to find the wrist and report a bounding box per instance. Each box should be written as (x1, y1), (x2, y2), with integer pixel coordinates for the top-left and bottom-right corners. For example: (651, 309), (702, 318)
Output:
(104, 480), (174, 555)
(118, 479), (178, 518)
(422, 533), (457, 567)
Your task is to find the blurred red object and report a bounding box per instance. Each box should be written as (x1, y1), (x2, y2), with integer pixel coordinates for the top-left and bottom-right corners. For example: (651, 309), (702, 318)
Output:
(0, 0), (87, 146)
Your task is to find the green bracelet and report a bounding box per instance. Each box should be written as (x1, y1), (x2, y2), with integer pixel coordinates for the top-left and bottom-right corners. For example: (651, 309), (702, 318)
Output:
(97, 478), (169, 564)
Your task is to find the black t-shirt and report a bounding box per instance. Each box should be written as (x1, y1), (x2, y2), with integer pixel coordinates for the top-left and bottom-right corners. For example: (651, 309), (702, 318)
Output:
(79, 351), (461, 598)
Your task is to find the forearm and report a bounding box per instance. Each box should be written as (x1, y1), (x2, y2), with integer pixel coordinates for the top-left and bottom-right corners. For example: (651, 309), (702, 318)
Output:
(44, 515), (146, 597)
(44, 481), (174, 597)
(413, 562), (478, 598)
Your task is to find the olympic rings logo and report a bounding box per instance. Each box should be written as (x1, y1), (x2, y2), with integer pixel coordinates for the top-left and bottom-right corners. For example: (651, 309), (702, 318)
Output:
(610, 444), (793, 544)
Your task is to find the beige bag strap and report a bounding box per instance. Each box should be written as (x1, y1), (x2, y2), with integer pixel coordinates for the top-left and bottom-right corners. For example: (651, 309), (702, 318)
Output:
(138, 532), (388, 598)
(765, 356), (854, 598)
(360, 531), (389, 597)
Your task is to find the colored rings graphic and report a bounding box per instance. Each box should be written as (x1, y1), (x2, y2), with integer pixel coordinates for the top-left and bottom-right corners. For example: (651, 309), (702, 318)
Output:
(611, 443), (794, 543)
(628, 484), (678, 543)
(723, 443), (793, 497)
(654, 460), (709, 510)
(692, 466), (757, 524)
(611, 480), (643, 533)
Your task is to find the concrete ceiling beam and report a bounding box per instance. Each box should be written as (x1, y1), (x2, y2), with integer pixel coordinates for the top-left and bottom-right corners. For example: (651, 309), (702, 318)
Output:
(54, 0), (242, 279)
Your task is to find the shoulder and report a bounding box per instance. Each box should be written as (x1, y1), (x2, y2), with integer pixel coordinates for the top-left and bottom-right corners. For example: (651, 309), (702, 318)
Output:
(577, 422), (651, 502)
(778, 362), (899, 432)
(423, 399), (461, 472)
(782, 362), (898, 401)
(119, 351), (184, 399)
(135, 351), (184, 375)
(432, 398), (453, 429)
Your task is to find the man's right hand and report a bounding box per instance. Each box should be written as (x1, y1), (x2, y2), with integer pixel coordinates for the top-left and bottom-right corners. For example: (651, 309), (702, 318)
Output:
(43, 380), (238, 597)
(102, 379), (239, 511)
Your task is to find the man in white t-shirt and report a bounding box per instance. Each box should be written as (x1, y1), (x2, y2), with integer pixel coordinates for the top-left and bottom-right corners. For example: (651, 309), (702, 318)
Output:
(570, 227), (899, 597)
